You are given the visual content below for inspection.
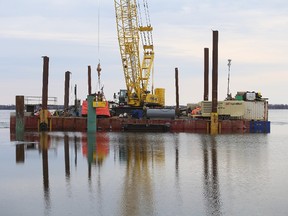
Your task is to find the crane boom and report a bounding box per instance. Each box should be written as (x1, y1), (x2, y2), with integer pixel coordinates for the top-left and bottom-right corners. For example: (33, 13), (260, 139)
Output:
(114, 0), (156, 107)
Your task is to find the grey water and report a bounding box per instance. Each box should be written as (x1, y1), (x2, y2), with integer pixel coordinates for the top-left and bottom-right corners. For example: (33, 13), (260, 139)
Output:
(1, 110), (288, 216)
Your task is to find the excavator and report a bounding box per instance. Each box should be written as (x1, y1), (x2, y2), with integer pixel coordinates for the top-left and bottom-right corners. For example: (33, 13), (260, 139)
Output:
(113, 0), (165, 109)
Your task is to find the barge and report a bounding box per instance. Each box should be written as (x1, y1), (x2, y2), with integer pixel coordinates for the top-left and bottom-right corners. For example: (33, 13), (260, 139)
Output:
(10, 114), (270, 134)
(9, 31), (270, 135)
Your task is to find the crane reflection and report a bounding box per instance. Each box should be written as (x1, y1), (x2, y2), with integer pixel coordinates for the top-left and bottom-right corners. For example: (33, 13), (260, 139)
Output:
(117, 133), (165, 216)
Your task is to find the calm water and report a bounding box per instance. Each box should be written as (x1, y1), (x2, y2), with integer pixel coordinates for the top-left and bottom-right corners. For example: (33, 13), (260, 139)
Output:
(1, 110), (288, 216)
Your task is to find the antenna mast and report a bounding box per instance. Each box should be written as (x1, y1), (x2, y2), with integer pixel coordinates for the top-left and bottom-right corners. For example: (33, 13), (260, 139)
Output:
(227, 59), (232, 99)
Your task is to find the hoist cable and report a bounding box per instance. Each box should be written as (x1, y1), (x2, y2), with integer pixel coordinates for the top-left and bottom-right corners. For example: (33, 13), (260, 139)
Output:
(97, 0), (101, 64)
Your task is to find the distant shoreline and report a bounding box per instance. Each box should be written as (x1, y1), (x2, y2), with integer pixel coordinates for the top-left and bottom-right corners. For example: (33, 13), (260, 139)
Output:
(1, 104), (288, 110)
(0, 105), (64, 110)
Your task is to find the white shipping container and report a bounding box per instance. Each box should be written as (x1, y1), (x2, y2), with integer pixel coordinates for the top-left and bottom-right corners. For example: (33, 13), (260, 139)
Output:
(243, 101), (268, 121)
(218, 101), (245, 118)
(200, 100), (268, 120)
(200, 101), (245, 119)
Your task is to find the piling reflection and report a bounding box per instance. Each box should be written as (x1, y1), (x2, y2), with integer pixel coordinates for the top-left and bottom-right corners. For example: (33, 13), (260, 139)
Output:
(173, 134), (180, 188)
(201, 135), (222, 216)
(39, 132), (51, 215)
(74, 136), (78, 167)
(87, 132), (95, 180)
(16, 144), (25, 163)
(81, 132), (109, 180)
(64, 135), (70, 179)
(15, 125), (25, 163)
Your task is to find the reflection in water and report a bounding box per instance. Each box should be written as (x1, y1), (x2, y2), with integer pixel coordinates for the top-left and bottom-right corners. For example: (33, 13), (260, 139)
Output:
(16, 144), (25, 163)
(74, 136), (78, 167)
(39, 132), (51, 215)
(202, 135), (222, 216)
(13, 132), (86, 215)
(83, 132), (110, 215)
(175, 134), (179, 179)
(64, 135), (70, 179)
(6, 129), (274, 216)
(87, 132), (95, 180)
(118, 133), (165, 216)
(82, 132), (110, 180)
(15, 128), (25, 163)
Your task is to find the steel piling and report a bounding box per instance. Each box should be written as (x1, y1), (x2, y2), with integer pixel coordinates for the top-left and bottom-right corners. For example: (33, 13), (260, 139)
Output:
(175, 67), (180, 116)
(64, 71), (71, 112)
(15, 95), (24, 140)
(211, 31), (219, 135)
(204, 48), (209, 101)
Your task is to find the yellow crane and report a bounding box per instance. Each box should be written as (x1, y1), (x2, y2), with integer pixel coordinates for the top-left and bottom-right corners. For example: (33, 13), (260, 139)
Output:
(114, 0), (165, 107)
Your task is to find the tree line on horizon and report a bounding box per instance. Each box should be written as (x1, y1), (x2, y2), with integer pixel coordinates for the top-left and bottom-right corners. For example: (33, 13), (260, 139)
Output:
(268, 104), (288, 109)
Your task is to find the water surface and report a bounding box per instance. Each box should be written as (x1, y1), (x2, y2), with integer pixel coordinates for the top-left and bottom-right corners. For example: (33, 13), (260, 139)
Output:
(0, 110), (288, 216)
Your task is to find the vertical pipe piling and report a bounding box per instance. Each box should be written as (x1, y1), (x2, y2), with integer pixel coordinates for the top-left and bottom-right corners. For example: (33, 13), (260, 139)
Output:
(175, 67), (180, 116)
(87, 95), (96, 132)
(15, 95), (24, 140)
(42, 56), (49, 110)
(74, 84), (77, 107)
(212, 31), (218, 112)
(88, 65), (92, 95)
(204, 48), (209, 101)
(64, 71), (71, 112)
(211, 31), (219, 135)
(39, 56), (49, 131)
(74, 84), (79, 116)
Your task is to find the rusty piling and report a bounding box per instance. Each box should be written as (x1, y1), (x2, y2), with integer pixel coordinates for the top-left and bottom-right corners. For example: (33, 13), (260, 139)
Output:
(64, 71), (71, 112)
(39, 56), (50, 131)
(204, 48), (209, 101)
(15, 95), (24, 140)
(42, 56), (49, 110)
(175, 67), (180, 116)
(212, 31), (218, 112)
(211, 31), (219, 135)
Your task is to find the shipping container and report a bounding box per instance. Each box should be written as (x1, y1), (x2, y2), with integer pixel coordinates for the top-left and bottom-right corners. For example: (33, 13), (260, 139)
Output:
(199, 100), (268, 121)
(200, 101), (245, 119)
(243, 101), (268, 121)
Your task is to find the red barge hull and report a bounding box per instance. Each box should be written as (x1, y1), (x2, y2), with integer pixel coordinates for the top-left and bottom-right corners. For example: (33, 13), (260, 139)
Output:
(9, 115), (269, 134)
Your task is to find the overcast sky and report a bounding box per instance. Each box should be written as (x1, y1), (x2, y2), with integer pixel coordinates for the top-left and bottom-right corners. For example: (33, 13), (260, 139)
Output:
(1, 0), (287, 105)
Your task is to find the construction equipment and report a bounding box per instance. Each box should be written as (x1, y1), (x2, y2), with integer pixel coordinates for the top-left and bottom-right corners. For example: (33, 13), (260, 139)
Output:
(114, 0), (165, 107)
(190, 91), (268, 121)
(82, 63), (110, 118)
